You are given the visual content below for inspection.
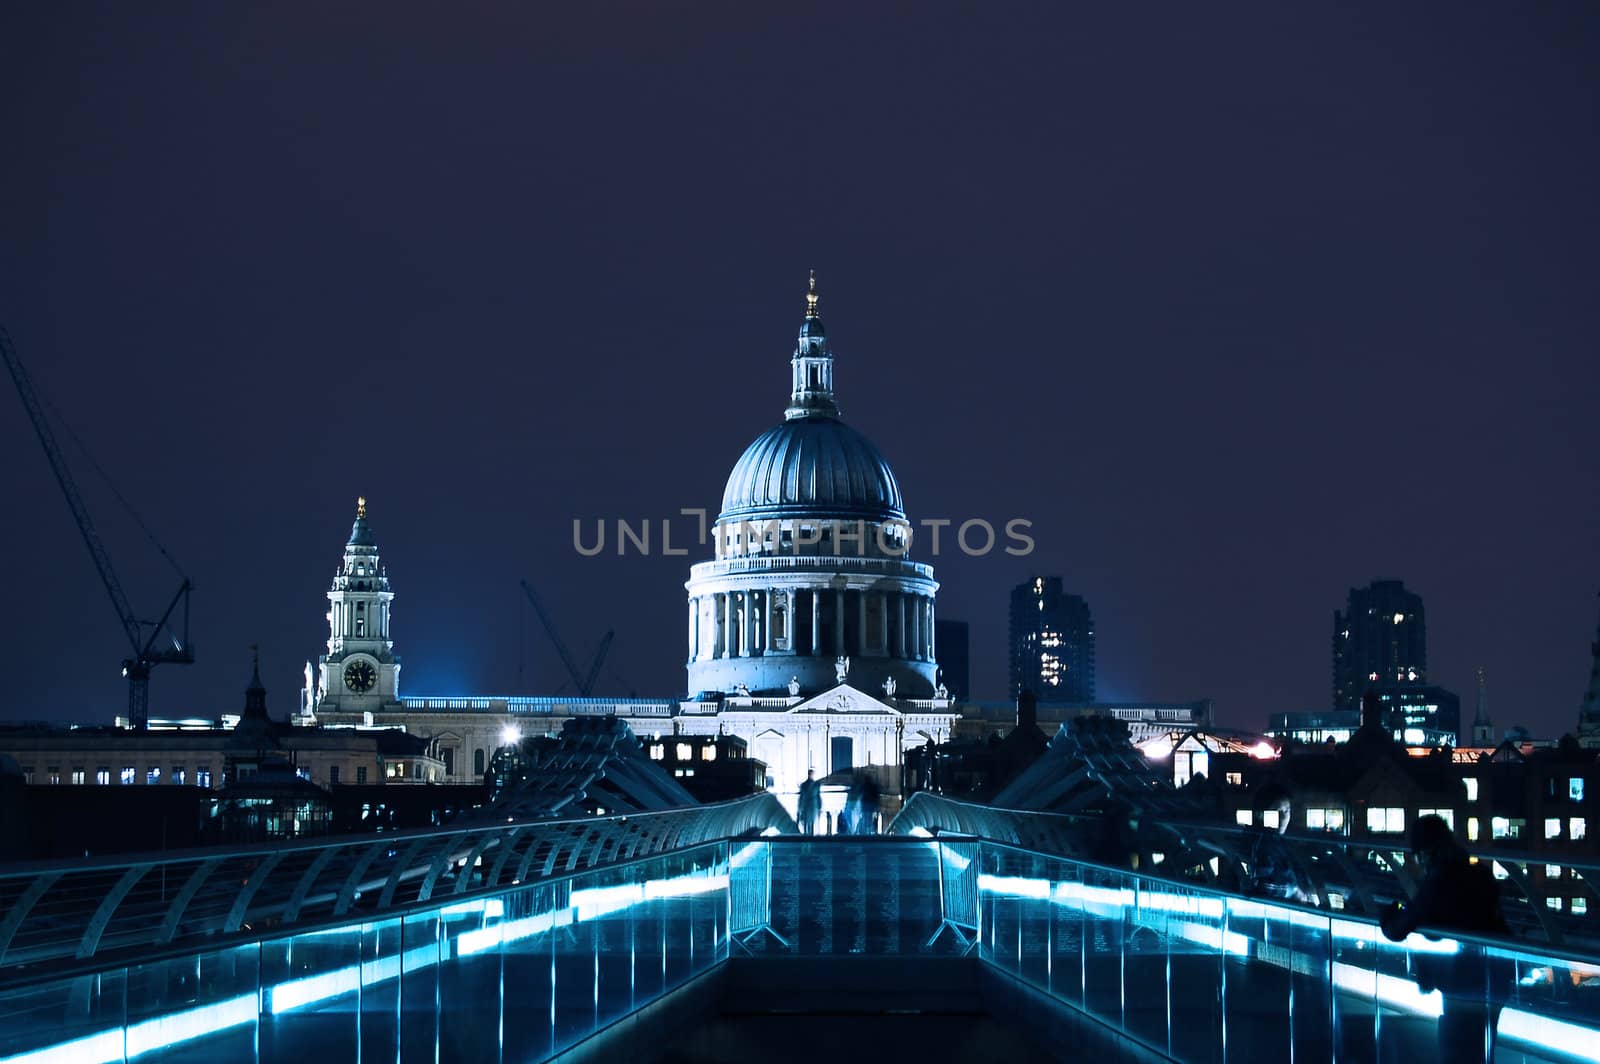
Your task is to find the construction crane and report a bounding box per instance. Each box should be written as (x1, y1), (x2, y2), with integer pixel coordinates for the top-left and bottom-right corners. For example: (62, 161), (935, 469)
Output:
(519, 578), (613, 698)
(1, 324), (194, 730)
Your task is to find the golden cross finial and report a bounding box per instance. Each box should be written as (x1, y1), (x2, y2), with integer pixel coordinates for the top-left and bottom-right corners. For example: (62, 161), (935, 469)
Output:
(805, 270), (819, 319)
(357, 496), (367, 519)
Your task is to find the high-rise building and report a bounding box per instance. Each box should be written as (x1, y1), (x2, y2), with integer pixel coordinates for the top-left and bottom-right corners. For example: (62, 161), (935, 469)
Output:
(1008, 577), (1094, 701)
(1332, 580), (1426, 712)
(935, 620), (969, 701)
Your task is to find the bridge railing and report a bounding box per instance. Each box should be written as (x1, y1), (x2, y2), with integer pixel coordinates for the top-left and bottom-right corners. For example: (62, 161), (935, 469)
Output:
(1, 834), (1597, 1064)
(0, 793), (793, 976)
(889, 792), (1600, 949)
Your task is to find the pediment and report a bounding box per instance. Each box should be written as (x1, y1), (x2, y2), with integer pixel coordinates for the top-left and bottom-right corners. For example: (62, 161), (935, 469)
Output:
(787, 683), (901, 716)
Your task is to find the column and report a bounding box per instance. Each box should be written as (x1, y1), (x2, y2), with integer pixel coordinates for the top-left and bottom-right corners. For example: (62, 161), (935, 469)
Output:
(895, 593), (906, 658)
(688, 598), (698, 661)
(877, 591), (889, 655)
(721, 593), (732, 658)
(858, 590), (869, 656)
(811, 589), (821, 657)
(763, 590), (774, 655)
(926, 600), (936, 660)
(743, 590), (756, 658)
(910, 596), (922, 660)
(786, 588), (796, 653)
(834, 589), (846, 658)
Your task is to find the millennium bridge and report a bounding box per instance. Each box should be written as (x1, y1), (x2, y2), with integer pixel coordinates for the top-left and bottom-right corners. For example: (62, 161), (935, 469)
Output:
(0, 790), (1597, 1063)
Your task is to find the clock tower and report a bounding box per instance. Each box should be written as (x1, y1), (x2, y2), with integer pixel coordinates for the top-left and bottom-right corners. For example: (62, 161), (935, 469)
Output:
(301, 497), (402, 718)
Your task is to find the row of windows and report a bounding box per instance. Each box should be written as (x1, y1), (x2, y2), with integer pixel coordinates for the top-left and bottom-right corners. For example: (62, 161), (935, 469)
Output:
(648, 743), (719, 762)
(24, 765), (213, 787)
(1463, 777), (1585, 803)
(1233, 805), (1594, 848)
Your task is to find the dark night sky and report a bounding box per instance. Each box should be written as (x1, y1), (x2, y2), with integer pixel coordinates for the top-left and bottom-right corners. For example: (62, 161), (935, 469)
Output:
(1, 3), (1596, 736)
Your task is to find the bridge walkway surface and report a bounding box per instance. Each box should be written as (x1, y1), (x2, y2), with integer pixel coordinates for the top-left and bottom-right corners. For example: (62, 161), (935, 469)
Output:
(0, 806), (1596, 1062)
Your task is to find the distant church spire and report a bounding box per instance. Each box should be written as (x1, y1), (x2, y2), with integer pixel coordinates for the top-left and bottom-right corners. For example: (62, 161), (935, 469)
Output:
(242, 645), (269, 721)
(1580, 592), (1600, 747)
(1472, 666), (1495, 745)
(787, 270), (838, 419)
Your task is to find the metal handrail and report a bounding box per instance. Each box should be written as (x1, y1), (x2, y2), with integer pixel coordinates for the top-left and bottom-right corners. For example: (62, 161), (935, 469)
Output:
(0, 793), (794, 974)
(889, 792), (1599, 947)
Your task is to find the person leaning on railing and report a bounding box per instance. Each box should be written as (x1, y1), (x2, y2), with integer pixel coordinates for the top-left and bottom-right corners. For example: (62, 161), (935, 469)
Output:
(1380, 814), (1512, 1063)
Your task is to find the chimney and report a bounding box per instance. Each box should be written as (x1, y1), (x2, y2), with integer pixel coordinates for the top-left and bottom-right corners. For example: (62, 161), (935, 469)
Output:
(1017, 688), (1038, 730)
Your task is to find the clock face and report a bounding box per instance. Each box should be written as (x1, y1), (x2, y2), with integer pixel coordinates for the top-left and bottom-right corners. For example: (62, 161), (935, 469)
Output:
(344, 659), (377, 694)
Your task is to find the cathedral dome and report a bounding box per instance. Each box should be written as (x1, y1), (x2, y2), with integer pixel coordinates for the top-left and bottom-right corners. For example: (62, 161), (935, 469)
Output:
(719, 415), (905, 524)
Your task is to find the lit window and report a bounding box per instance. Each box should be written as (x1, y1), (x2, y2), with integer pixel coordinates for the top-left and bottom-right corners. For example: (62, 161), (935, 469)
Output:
(1574, 898), (1588, 915)
(650, 744), (665, 760)
(1367, 807), (1405, 834)
(1545, 818), (1562, 840)
(1235, 810), (1253, 826)
(120, 767), (135, 785)
(1464, 778), (1479, 802)
(95, 768), (110, 786)
(1325, 808), (1346, 832)
(1571, 778), (1586, 802)
(1306, 808), (1325, 830)
(1467, 817), (1480, 842)
(1571, 818), (1586, 841)
(1262, 809), (1281, 830)
(70, 768), (85, 785)
(147, 768), (161, 785)
(1225, 772), (1242, 786)
(1547, 897), (1563, 911)
(1492, 862), (1509, 880)
(171, 767), (184, 785)
(47, 768), (61, 785)
(1546, 864), (1562, 879)
(677, 743), (693, 761)
(1418, 809), (1454, 830)
(702, 745), (717, 762)
(1491, 817), (1517, 840)
(196, 769), (212, 788)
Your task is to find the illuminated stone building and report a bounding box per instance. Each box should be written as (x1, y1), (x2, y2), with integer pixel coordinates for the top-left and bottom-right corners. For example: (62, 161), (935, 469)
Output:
(302, 280), (959, 820)
(302, 498), (403, 717)
(685, 273), (940, 699)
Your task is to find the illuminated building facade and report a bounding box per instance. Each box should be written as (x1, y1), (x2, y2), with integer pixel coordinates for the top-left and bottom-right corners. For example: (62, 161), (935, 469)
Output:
(1008, 577), (1095, 701)
(301, 280), (959, 818)
(300, 499), (403, 717)
(1332, 579), (1426, 712)
(684, 274), (940, 700)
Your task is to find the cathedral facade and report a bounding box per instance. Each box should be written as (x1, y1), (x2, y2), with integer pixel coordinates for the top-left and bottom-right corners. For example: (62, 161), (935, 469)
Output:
(301, 280), (959, 819)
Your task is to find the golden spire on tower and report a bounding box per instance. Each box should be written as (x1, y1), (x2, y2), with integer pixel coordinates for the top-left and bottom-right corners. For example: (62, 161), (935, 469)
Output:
(356, 496), (367, 519)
